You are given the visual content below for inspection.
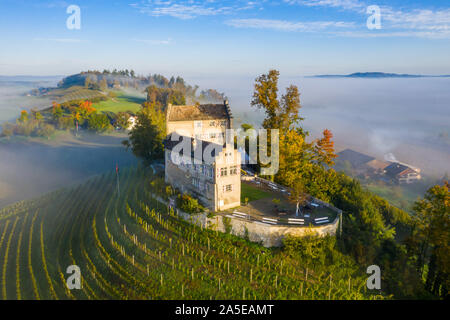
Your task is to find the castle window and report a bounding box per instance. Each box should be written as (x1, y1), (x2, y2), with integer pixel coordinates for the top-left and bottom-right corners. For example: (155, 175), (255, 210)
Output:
(223, 184), (233, 192)
(220, 167), (227, 177)
(230, 165), (238, 175)
(209, 133), (216, 139)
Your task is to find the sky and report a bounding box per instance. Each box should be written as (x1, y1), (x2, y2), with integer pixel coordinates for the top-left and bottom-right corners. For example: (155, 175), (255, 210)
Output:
(0, 0), (449, 76)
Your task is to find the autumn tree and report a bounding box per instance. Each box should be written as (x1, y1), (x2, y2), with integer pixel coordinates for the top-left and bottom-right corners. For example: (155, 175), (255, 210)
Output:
(19, 110), (28, 123)
(315, 129), (338, 166)
(51, 102), (62, 120)
(251, 70), (303, 134)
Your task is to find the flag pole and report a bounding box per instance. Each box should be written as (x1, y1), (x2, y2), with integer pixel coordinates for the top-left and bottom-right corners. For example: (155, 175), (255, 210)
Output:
(116, 162), (120, 197)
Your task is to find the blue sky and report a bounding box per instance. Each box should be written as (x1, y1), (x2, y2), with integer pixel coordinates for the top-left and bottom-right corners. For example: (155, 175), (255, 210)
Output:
(0, 0), (449, 76)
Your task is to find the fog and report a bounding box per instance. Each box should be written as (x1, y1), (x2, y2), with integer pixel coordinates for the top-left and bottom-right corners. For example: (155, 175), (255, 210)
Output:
(189, 76), (450, 177)
(1, 75), (449, 209)
(0, 133), (137, 208)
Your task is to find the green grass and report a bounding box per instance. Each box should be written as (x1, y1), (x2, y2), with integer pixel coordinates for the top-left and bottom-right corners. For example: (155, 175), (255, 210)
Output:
(241, 182), (272, 203)
(92, 92), (145, 114)
(364, 183), (420, 212)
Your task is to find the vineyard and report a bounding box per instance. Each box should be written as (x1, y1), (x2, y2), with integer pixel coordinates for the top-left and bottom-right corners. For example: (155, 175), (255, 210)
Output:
(0, 167), (384, 300)
(42, 86), (105, 104)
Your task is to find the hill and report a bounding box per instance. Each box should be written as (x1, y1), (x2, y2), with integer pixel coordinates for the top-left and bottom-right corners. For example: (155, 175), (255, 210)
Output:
(311, 72), (450, 78)
(0, 167), (380, 300)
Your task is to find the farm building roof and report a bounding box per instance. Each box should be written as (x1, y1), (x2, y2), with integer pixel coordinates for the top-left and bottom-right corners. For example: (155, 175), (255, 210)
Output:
(384, 162), (412, 177)
(336, 149), (375, 168)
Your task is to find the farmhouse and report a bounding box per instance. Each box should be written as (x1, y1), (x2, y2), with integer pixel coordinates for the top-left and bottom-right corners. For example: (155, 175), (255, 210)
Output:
(163, 101), (241, 212)
(384, 162), (421, 184)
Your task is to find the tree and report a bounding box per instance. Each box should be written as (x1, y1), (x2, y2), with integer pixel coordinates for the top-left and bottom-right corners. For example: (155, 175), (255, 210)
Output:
(315, 129), (338, 166)
(411, 182), (449, 298)
(84, 77), (91, 88)
(51, 102), (63, 122)
(251, 70), (303, 134)
(122, 102), (166, 165)
(288, 179), (309, 217)
(276, 128), (309, 187)
(116, 112), (131, 129)
(251, 70), (308, 180)
(251, 70), (280, 130)
(99, 78), (108, 91)
(87, 113), (110, 132)
(19, 110), (28, 123)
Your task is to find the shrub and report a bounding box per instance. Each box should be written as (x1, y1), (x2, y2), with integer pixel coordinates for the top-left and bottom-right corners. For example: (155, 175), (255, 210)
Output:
(35, 124), (55, 138)
(87, 113), (111, 132)
(57, 116), (75, 130)
(283, 234), (337, 266)
(177, 194), (205, 214)
(0, 123), (14, 137)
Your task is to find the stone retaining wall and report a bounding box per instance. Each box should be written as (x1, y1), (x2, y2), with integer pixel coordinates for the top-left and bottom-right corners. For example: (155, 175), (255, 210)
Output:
(176, 208), (341, 248)
(152, 194), (341, 247)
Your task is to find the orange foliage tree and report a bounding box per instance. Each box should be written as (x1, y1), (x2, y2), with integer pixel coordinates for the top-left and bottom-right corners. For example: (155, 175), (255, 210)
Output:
(315, 129), (338, 166)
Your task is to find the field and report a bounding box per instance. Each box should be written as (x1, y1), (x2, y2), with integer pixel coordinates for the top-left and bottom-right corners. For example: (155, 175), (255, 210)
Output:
(0, 167), (381, 300)
(92, 92), (145, 114)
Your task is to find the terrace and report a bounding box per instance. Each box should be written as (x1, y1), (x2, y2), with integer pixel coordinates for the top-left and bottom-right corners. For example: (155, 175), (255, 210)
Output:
(220, 177), (340, 227)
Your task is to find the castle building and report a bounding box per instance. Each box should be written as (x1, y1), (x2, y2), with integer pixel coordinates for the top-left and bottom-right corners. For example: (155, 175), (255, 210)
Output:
(163, 101), (241, 212)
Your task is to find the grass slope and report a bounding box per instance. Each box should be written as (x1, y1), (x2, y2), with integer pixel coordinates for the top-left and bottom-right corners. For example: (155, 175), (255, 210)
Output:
(93, 92), (145, 114)
(0, 167), (382, 300)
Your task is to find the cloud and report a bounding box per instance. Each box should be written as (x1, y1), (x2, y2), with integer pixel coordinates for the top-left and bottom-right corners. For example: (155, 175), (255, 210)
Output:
(130, 0), (241, 19)
(284, 1), (450, 39)
(226, 18), (354, 32)
(284, 0), (364, 11)
(132, 38), (173, 45)
(332, 30), (450, 39)
(131, 1), (450, 39)
(382, 8), (450, 32)
(33, 38), (85, 43)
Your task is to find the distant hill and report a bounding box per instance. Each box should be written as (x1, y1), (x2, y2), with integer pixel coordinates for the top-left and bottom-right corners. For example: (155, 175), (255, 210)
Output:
(311, 72), (450, 79)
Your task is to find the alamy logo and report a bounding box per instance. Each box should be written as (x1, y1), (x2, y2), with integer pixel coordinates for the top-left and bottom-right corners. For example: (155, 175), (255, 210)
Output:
(366, 5), (381, 30)
(366, 265), (381, 290)
(66, 265), (81, 290)
(66, 5), (81, 30)
(169, 128), (280, 175)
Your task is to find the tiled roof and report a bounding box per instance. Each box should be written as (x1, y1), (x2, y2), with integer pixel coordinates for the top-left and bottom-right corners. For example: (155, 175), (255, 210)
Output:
(384, 162), (411, 177)
(167, 103), (232, 121)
